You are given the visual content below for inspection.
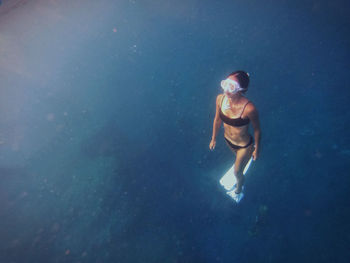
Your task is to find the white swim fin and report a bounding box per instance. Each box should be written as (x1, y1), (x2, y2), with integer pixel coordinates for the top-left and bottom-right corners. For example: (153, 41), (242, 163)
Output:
(220, 157), (253, 203)
(226, 188), (244, 203)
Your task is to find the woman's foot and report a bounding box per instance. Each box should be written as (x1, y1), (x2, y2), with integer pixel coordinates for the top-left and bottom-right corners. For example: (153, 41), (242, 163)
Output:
(227, 189), (245, 202)
(235, 186), (243, 194)
(235, 175), (245, 194)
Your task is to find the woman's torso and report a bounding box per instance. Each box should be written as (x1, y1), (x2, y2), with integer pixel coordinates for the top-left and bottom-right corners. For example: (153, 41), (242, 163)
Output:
(219, 94), (251, 145)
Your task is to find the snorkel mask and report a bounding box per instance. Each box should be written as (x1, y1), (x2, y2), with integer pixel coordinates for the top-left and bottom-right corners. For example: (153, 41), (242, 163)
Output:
(221, 78), (245, 94)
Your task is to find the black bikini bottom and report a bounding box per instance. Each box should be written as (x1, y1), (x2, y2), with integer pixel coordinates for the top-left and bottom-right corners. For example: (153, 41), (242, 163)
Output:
(224, 135), (253, 150)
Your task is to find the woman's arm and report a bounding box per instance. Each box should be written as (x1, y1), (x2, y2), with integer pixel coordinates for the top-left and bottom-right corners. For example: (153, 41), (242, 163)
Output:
(209, 95), (223, 150)
(247, 103), (261, 160)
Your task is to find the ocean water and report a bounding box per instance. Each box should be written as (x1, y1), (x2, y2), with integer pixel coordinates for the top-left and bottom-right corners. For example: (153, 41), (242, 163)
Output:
(0, 0), (349, 262)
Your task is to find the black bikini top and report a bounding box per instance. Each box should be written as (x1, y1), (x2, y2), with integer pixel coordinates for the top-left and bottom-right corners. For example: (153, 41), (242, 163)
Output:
(219, 95), (250, 127)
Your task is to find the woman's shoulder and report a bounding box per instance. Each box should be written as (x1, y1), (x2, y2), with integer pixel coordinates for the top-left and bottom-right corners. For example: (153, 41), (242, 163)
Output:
(245, 100), (258, 114)
(216, 93), (224, 104)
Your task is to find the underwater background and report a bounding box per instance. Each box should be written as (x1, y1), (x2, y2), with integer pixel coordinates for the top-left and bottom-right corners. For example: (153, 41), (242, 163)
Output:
(0, 0), (349, 262)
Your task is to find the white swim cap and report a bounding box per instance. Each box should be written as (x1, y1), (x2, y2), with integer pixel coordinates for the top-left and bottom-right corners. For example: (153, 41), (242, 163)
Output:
(221, 78), (245, 94)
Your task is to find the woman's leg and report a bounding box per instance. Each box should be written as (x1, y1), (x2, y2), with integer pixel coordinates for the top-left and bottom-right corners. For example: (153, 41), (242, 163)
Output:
(234, 144), (254, 193)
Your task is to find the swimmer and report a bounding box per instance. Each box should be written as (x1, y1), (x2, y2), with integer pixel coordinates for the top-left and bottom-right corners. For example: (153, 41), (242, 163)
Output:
(209, 71), (261, 194)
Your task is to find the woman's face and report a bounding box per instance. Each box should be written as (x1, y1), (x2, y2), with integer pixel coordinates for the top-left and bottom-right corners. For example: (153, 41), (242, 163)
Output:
(225, 90), (236, 98)
(224, 74), (240, 98)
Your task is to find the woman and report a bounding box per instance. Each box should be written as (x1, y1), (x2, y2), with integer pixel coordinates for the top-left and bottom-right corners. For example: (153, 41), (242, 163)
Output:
(209, 71), (261, 194)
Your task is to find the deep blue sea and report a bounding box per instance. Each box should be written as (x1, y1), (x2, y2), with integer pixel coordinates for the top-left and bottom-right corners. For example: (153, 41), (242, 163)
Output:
(1, 0), (349, 262)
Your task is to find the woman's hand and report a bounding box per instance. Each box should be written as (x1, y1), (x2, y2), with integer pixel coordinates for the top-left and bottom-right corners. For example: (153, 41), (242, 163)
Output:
(252, 148), (259, 160)
(209, 139), (216, 151)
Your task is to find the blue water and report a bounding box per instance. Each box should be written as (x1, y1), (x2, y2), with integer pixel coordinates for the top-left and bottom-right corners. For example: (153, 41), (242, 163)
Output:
(1, 0), (349, 262)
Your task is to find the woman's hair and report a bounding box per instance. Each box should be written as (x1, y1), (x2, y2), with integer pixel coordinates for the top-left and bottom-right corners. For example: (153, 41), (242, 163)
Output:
(228, 70), (250, 90)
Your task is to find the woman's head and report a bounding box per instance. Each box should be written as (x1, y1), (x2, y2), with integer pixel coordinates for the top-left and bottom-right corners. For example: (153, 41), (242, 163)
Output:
(227, 70), (250, 92)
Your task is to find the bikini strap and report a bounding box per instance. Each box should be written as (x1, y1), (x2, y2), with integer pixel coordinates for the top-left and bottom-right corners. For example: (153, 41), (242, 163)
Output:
(240, 101), (251, 117)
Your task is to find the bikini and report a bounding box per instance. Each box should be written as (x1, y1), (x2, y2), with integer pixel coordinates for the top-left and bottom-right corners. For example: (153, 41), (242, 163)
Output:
(219, 95), (254, 150)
